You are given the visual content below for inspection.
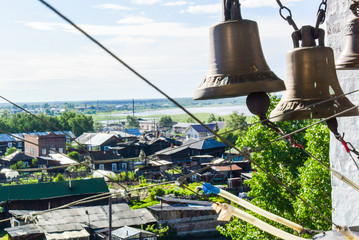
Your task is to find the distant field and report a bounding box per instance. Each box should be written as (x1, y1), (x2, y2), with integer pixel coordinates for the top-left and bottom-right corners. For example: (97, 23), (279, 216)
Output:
(92, 111), (254, 124)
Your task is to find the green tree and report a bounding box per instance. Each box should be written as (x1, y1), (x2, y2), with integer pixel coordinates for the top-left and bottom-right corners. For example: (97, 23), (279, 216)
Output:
(159, 116), (173, 128)
(54, 173), (65, 182)
(10, 160), (25, 170)
(208, 114), (217, 123)
(67, 151), (80, 162)
(126, 116), (139, 128)
(4, 147), (19, 156)
(185, 117), (195, 123)
(217, 96), (331, 239)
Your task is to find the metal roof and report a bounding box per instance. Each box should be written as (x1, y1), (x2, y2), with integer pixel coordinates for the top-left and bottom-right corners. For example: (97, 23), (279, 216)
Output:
(36, 203), (156, 231)
(1, 151), (33, 162)
(0, 178), (109, 202)
(184, 138), (226, 150)
(212, 164), (242, 172)
(157, 197), (212, 206)
(76, 133), (118, 146)
(5, 224), (43, 237)
(185, 123), (217, 134)
(155, 145), (188, 155)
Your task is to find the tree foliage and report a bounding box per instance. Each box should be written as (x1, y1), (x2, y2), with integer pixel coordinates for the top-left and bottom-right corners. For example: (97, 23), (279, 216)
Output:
(0, 111), (93, 136)
(4, 147), (19, 156)
(159, 116), (173, 128)
(217, 96), (332, 239)
(217, 111), (249, 144)
(126, 116), (140, 128)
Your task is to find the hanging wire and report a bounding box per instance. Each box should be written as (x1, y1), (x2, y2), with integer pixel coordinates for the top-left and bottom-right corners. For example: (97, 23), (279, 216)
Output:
(36, 0), (340, 228)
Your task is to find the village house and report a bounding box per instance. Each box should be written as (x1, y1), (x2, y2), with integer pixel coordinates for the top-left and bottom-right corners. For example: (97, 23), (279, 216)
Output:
(75, 133), (122, 151)
(0, 151), (33, 169)
(24, 132), (67, 158)
(183, 123), (225, 140)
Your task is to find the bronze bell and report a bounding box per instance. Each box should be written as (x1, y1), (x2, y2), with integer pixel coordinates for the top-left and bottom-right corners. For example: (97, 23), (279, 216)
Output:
(270, 26), (359, 121)
(193, 0), (285, 100)
(336, 17), (359, 70)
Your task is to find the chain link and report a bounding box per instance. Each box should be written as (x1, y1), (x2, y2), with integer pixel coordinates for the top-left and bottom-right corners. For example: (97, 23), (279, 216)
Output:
(276, 0), (299, 30)
(315, 0), (328, 30)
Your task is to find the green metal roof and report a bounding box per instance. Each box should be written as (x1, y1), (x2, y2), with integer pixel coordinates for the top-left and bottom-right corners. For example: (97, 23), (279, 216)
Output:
(0, 178), (109, 202)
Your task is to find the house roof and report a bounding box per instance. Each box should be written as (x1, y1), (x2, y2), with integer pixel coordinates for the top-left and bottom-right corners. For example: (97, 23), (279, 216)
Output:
(184, 138), (226, 150)
(0, 178), (109, 202)
(185, 123), (217, 134)
(155, 145), (188, 155)
(109, 131), (136, 138)
(48, 153), (78, 165)
(76, 133), (118, 146)
(157, 197), (212, 206)
(112, 226), (155, 239)
(36, 203), (156, 230)
(212, 164), (242, 172)
(123, 128), (141, 136)
(1, 151), (33, 162)
(5, 224), (43, 238)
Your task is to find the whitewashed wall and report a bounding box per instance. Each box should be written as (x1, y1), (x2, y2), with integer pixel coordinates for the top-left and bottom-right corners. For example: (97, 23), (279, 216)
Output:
(327, 0), (359, 227)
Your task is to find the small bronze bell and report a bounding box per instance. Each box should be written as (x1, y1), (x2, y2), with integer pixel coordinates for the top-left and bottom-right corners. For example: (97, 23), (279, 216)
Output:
(336, 4), (359, 70)
(270, 26), (359, 121)
(336, 17), (359, 69)
(193, 0), (285, 100)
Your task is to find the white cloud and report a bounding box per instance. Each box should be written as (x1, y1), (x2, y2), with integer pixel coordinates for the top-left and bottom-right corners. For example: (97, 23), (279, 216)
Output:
(131, 0), (162, 5)
(162, 1), (188, 7)
(93, 4), (133, 11)
(117, 16), (154, 25)
(22, 21), (207, 38)
(182, 4), (221, 14)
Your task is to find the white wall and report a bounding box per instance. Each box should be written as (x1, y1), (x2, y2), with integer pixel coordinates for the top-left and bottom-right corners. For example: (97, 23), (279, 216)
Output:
(327, 0), (359, 227)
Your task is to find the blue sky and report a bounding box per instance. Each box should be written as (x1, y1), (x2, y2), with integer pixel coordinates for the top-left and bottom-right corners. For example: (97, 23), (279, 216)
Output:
(0, 0), (318, 103)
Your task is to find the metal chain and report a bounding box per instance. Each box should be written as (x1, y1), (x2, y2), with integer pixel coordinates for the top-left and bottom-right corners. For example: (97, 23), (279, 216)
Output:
(315, 0), (328, 30)
(350, 0), (359, 17)
(276, 0), (299, 30)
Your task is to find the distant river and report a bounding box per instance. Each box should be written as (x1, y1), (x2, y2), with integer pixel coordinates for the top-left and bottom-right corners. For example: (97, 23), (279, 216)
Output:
(106, 105), (250, 117)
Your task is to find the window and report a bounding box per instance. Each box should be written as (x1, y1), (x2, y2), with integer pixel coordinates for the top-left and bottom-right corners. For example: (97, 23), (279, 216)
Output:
(8, 142), (12, 147)
(42, 148), (46, 155)
(112, 163), (117, 171)
(50, 148), (55, 154)
(99, 164), (104, 170)
(18, 142), (22, 147)
(122, 163), (127, 169)
(59, 148), (64, 153)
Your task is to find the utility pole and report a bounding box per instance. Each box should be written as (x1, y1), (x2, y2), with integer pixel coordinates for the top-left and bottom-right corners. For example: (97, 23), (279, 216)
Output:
(109, 197), (112, 240)
(132, 98), (135, 117)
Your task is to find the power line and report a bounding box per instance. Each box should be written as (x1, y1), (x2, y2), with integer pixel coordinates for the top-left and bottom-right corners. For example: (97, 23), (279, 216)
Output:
(35, 0), (345, 228)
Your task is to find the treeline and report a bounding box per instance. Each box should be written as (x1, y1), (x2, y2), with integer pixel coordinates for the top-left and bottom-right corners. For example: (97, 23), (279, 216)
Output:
(0, 111), (94, 136)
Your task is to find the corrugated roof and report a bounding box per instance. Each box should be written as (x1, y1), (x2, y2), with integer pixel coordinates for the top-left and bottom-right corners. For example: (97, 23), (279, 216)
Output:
(0, 178), (109, 202)
(5, 224), (43, 237)
(123, 128), (141, 136)
(48, 153), (78, 165)
(36, 203), (156, 230)
(157, 197), (212, 206)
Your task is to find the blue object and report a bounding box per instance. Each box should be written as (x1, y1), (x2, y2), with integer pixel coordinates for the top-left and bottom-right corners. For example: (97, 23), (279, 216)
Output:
(202, 182), (220, 195)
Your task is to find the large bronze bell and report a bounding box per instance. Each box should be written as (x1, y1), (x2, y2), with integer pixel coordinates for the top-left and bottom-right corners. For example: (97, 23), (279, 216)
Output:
(270, 26), (359, 121)
(193, 0), (285, 100)
(336, 17), (359, 70)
